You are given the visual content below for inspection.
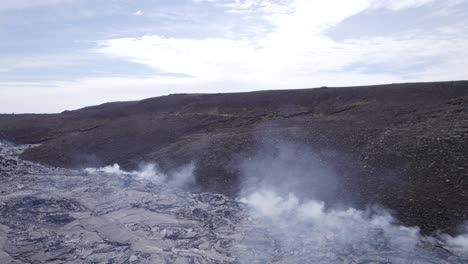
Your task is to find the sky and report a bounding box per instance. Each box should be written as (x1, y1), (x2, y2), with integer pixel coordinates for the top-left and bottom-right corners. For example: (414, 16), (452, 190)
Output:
(0, 0), (467, 113)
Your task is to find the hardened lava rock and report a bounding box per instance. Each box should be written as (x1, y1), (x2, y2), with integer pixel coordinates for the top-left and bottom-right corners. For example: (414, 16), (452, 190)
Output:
(0, 144), (467, 264)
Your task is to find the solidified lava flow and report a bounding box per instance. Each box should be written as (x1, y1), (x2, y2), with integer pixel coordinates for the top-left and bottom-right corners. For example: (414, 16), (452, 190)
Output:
(0, 144), (467, 264)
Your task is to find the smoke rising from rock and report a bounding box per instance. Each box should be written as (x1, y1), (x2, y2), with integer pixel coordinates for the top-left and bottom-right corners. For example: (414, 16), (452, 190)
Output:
(441, 225), (468, 255)
(236, 139), (468, 263)
(238, 139), (340, 203)
(84, 162), (196, 189)
(0, 140), (14, 146)
(82, 139), (468, 262)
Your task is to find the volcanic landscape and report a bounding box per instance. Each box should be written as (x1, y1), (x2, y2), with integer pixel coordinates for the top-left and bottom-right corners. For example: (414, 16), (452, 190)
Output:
(0, 81), (467, 263)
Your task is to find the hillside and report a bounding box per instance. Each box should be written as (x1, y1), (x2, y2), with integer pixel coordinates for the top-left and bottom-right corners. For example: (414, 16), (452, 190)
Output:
(1, 81), (467, 234)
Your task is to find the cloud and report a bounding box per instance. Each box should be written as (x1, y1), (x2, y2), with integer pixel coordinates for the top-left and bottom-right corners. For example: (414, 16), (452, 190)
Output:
(195, 0), (439, 13)
(371, 0), (436, 10)
(133, 10), (143, 16)
(0, 0), (73, 10)
(0, 53), (89, 71)
(97, 0), (468, 84)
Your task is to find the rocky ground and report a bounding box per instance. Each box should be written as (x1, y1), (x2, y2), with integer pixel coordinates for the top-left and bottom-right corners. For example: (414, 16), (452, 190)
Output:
(1, 143), (468, 263)
(0, 143), (248, 263)
(0, 81), (467, 236)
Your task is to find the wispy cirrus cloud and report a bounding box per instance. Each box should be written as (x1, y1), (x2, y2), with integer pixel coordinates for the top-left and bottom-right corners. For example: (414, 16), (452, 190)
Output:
(193, 0), (438, 13)
(0, 0), (73, 10)
(133, 10), (144, 16)
(98, 0), (468, 84)
(371, 0), (435, 10)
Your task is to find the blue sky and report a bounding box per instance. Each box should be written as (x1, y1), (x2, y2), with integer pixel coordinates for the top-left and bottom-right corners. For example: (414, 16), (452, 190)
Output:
(0, 0), (467, 113)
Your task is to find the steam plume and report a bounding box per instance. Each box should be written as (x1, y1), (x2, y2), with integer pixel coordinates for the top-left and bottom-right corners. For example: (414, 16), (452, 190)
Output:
(84, 162), (195, 189)
(236, 139), (468, 263)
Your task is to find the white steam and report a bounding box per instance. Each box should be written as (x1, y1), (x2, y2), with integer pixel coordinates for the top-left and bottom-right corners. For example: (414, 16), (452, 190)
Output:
(240, 190), (303, 218)
(442, 228), (468, 255)
(239, 189), (468, 262)
(84, 163), (195, 188)
(236, 139), (468, 262)
(241, 189), (420, 248)
(0, 140), (13, 147)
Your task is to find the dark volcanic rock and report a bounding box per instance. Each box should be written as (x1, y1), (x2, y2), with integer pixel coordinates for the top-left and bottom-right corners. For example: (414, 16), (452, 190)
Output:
(0, 81), (467, 235)
(1, 143), (467, 263)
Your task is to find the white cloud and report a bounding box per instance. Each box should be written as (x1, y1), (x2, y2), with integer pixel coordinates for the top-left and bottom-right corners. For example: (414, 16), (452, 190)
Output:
(195, 0), (438, 13)
(81, 9), (96, 17)
(133, 10), (143, 16)
(0, 0), (72, 10)
(371, 0), (436, 10)
(0, 52), (90, 71)
(97, 0), (468, 85)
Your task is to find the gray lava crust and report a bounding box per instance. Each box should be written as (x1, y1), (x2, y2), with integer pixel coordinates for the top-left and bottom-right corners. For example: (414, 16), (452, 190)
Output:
(0, 144), (467, 263)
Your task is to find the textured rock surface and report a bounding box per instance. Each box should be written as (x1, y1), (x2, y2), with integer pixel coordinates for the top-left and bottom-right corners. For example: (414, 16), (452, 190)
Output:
(0, 144), (248, 263)
(1, 144), (467, 263)
(0, 81), (467, 234)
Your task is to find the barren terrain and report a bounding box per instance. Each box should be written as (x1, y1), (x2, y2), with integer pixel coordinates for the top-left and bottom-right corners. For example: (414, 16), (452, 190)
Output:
(1, 81), (467, 235)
